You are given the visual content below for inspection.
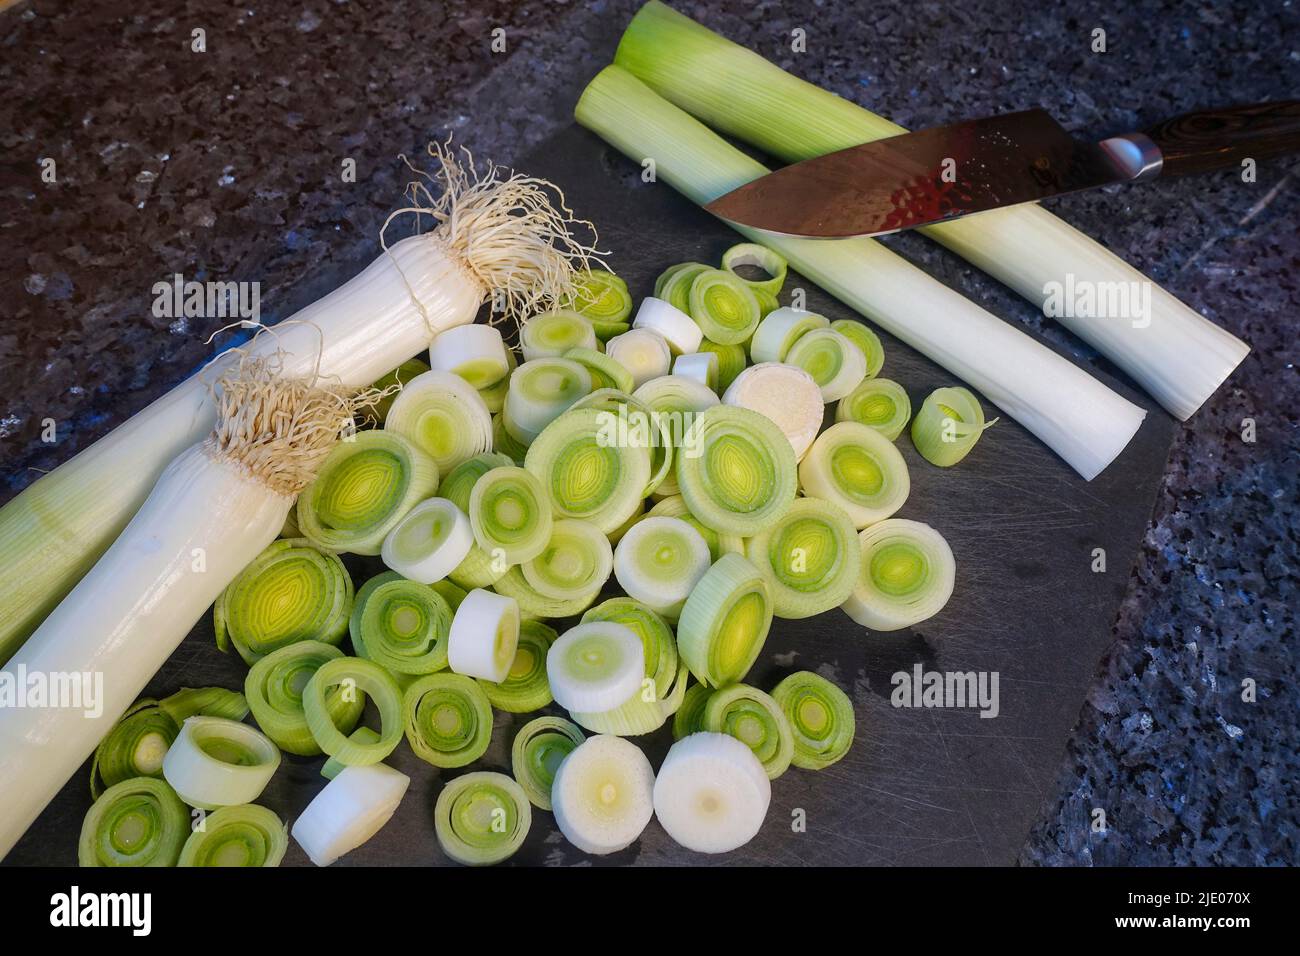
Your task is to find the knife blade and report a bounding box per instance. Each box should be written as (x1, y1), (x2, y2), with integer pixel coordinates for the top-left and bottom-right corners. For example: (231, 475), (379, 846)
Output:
(704, 101), (1300, 238)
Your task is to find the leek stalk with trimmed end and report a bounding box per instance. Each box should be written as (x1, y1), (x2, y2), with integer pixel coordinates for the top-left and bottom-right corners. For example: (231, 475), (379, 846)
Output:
(575, 65), (1146, 481)
(614, 1), (1248, 421)
(0, 143), (599, 665)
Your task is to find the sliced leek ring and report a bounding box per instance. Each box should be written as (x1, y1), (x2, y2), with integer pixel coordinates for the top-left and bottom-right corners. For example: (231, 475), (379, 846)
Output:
(581, 597), (678, 699)
(292, 763), (409, 866)
(843, 518), (956, 632)
(522, 519), (614, 602)
(384, 370), (494, 474)
(511, 716), (585, 810)
(658, 261), (710, 315)
(505, 357), (593, 441)
(676, 553), (773, 688)
(745, 497), (862, 619)
(653, 732), (770, 854)
(911, 386), (995, 467)
(402, 672), (493, 768)
(771, 671), (856, 770)
(477, 619), (557, 713)
(573, 388), (673, 498)
(429, 323), (511, 389)
(551, 734), (655, 855)
(672, 351), (718, 389)
(492, 565), (600, 621)
(564, 346), (635, 393)
(245, 640), (363, 756)
(89, 700), (178, 799)
(569, 660), (688, 737)
(447, 588), (520, 682)
(721, 242), (788, 297)
(835, 377), (912, 441)
(676, 405), (797, 536)
(178, 804), (288, 867)
(722, 362), (824, 460)
(564, 270), (634, 337)
(800, 421), (910, 529)
(520, 309), (598, 361)
(547, 621), (645, 714)
(468, 465), (553, 564)
(371, 358), (430, 423)
(688, 268), (761, 345)
(785, 328), (868, 402)
(78, 777), (189, 867)
(702, 683), (794, 779)
(435, 771), (531, 866)
(748, 307), (828, 364)
(477, 346), (518, 413)
(605, 328), (672, 388)
(673, 683), (712, 740)
(831, 319), (885, 379)
(493, 412), (530, 464)
(438, 452), (514, 589)
(613, 516), (711, 617)
(380, 496), (474, 584)
(349, 571), (453, 676)
(632, 296), (704, 355)
(697, 339), (747, 392)
(303, 657), (404, 766)
(297, 430), (440, 556)
(161, 716), (281, 810)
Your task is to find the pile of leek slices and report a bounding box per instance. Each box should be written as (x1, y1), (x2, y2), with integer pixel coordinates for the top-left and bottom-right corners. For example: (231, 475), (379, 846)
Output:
(82, 246), (981, 867)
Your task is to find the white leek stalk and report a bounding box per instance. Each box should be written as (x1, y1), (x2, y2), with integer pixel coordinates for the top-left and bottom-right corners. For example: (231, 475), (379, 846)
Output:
(292, 762), (410, 866)
(0, 352), (370, 858)
(614, 1), (1248, 421)
(575, 65), (1147, 481)
(0, 142), (598, 664)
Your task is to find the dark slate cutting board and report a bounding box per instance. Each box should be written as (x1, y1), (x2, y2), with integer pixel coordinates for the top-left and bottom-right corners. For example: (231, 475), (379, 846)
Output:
(6, 124), (1177, 867)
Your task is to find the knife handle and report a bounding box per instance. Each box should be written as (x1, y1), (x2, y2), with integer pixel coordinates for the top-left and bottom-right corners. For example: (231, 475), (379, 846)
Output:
(1144, 100), (1300, 176)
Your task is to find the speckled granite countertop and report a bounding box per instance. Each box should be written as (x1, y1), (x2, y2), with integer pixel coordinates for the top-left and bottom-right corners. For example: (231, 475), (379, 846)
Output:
(2, 0), (1296, 865)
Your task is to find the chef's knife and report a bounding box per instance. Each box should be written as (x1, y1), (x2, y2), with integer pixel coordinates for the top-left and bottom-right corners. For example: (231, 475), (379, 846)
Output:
(704, 101), (1300, 238)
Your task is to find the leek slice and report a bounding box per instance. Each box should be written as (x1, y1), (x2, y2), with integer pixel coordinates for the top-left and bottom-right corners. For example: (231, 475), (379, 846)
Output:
(658, 261), (710, 315)
(522, 519), (614, 602)
(512, 716), (585, 810)
(505, 357), (593, 440)
(551, 734), (655, 855)
(524, 406), (652, 533)
(78, 777), (189, 867)
(564, 346), (635, 393)
(688, 268), (760, 345)
(676, 405), (797, 536)
(372, 358), (432, 423)
(213, 537), (352, 665)
(178, 804), (288, 867)
(381, 496), (474, 584)
(292, 762), (409, 866)
(644, 494), (740, 561)
(246, 640), (364, 756)
(786, 328), (868, 402)
(653, 732), (770, 854)
(749, 307), (829, 365)
(477, 346), (518, 413)
(157, 687), (249, 724)
(384, 370), (494, 474)
(702, 683), (794, 779)
(632, 296), (703, 355)
(448, 588), (520, 682)
(430, 324), (511, 389)
(162, 716), (281, 810)
(722, 243), (788, 297)
(478, 619), (556, 713)
(321, 727), (381, 780)
(835, 377), (912, 441)
(350, 571), (453, 676)
(581, 597), (678, 698)
(654, 261), (698, 298)
(831, 319), (885, 379)
(722, 362), (824, 460)
(435, 771), (531, 866)
(697, 339), (747, 392)
(492, 565), (599, 620)
(613, 516), (710, 617)
(844, 519), (956, 631)
(303, 657), (404, 765)
(673, 683), (712, 740)
(564, 269), (634, 338)
(438, 452), (514, 588)
(771, 671), (855, 770)
(570, 660), (688, 736)
(520, 309), (598, 361)
(745, 497), (861, 619)
(911, 386), (995, 467)
(799, 421), (910, 528)
(469, 465), (553, 564)
(605, 328), (672, 388)
(573, 388), (674, 497)
(547, 621), (645, 713)
(753, 287), (780, 317)
(633, 374), (719, 498)
(403, 672), (493, 767)
(297, 430), (440, 556)
(676, 552), (773, 688)
(672, 351), (718, 389)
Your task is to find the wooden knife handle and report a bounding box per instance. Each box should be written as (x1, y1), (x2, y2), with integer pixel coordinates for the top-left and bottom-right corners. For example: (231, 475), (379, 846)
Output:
(1146, 100), (1300, 176)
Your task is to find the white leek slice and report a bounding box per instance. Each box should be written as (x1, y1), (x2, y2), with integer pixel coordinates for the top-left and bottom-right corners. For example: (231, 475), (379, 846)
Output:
(291, 762), (410, 866)
(429, 324), (511, 389)
(676, 553), (773, 688)
(520, 309), (598, 361)
(653, 732), (770, 854)
(613, 516), (710, 617)
(606, 328), (672, 388)
(522, 519), (614, 601)
(380, 497), (474, 584)
(748, 307), (828, 364)
(448, 588), (520, 682)
(672, 351), (718, 389)
(505, 357), (593, 440)
(384, 370), (493, 474)
(551, 734), (655, 855)
(632, 296), (703, 354)
(701, 683), (794, 779)
(162, 716), (281, 810)
(468, 465), (553, 564)
(688, 268), (761, 345)
(547, 621), (645, 713)
(843, 518), (955, 631)
(745, 497), (861, 619)
(632, 374), (720, 418)
(798, 421), (910, 528)
(785, 328), (867, 402)
(722, 362), (823, 460)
